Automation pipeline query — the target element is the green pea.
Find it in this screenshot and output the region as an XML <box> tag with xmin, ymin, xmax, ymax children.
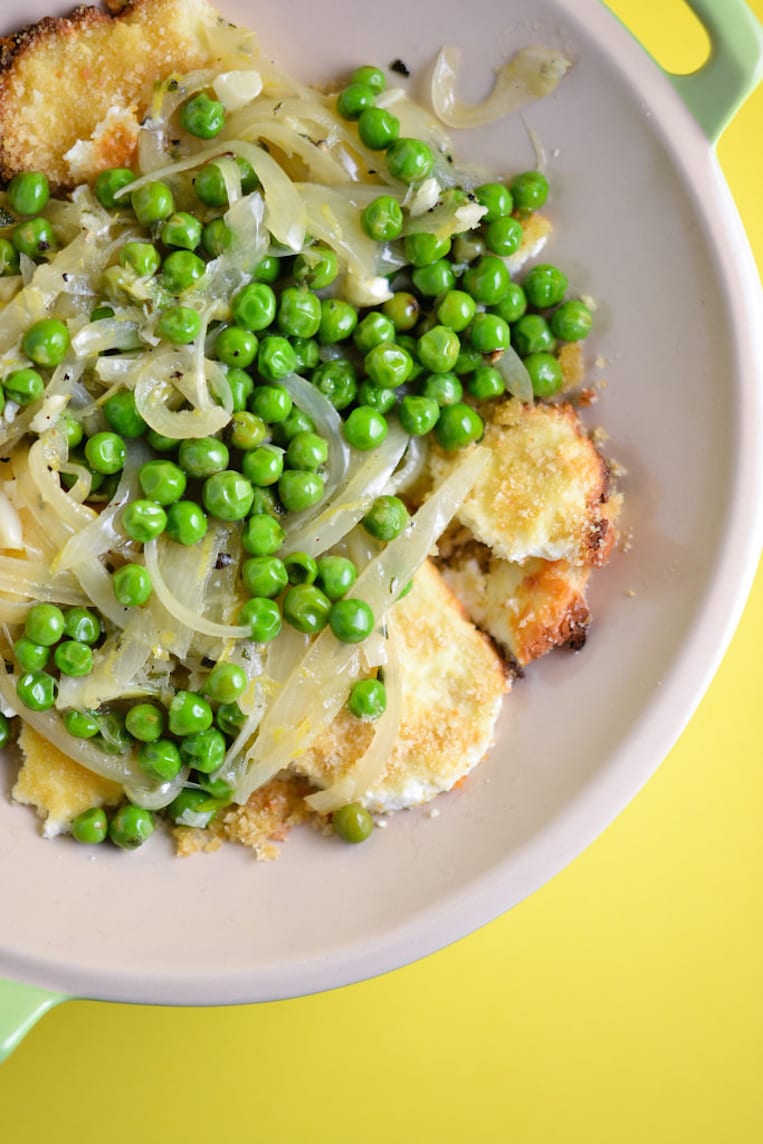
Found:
<box><xmin>362</xmin><ymin>495</ymin><xmax>410</xmax><ymax>540</ymax></box>
<box><xmin>119</xmin><ymin>240</ymin><xmax>161</xmax><ymax>277</ymax></box>
<box><xmin>113</xmin><ymin>563</ymin><xmax>152</xmax><ymax>606</ymax></box>
<box><xmin>238</xmin><ymin>595</ymin><xmax>282</xmax><ymax>641</ymax></box>
<box><xmin>382</xmin><ymin>292</ymin><xmax>419</xmax><ymax>332</ymax></box>
<box><xmin>201</xmin><ymin>217</ymin><xmax>233</xmax><ymax>257</ymax></box>
<box><xmin>3</xmin><ymin>368</ymin><xmax>44</xmax><ymax>406</ymax></box>
<box><xmin>283</xmin><ymin>583</ymin><xmax>331</xmax><ymax>633</ymax></box>
<box><xmin>354</xmin><ymin>313</ymin><xmax>398</xmax><ymax>356</ymax></box>
<box><xmin>103</xmin><ymin>390</ymin><xmax>147</xmax><ymax>438</ymax></box>
<box><xmin>160</xmin><ymin>211</ymin><xmax>203</xmax><ymax>251</ymax></box>
<box><xmin>24</xmin><ymin>603</ymin><xmax>65</xmax><ymax>646</ymax></box>
<box><xmin>157</xmin><ymin>305</ymin><xmax>202</xmax><ymax>345</ymax></box>
<box><xmin>357</xmin><ymin>106</ymin><xmax>400</xmax><ymax>150</ymax></box>
<box><xmin>328</xmin><ymin>598</ymin><xmax>374</xmax><ymax>643</ymax></box>
<box><xmin>216</xmin><ymin>325</ymin><xmax>260</xmax><ymax>367</ymax></box>
<box><xmin>524</xmin><ymin>351</ymin><xmax>564</xmax><ymax>397</ymax></box>
<box><xmin>90</xmin><ymin>304</ymin><xmax>115</xmax><ymax>322</ymax></box>
<box><xmin>416</xmin><ymin>325</ymin><xmax>460</xmax><ymax>373</ymax></box>
<box><xmin>241</xmin><ymin>513</ymin><xmax>285</xmax><ymax>556</ymax></box>
<box><xmin>286</xmin><ymin>431</ymin><xmax>328</xmax><ymax>471</ymax></box>
<box><xmin>511</xmin><ymin>313</ymin><xmax>556</xmax><ymax>357</ymax></box>
<box><xmin>550</xmin><ymin>299</ymin><xmax>593</xmax><ymax>342</ymax></box>
<box><xmin>194</xmin><ymin>157</ymin><xmax>256</xmax><ymax>207</ymax></box>
<box><xmin>215</xmin><ymin>702</ymin><xmax>245</xmax><ymax>738</ymax></box>
<box><xmin>71</xmin><ymin>807</ymin><xmax>109</xmax><ymax>845</ymax></box>
<box><xmin>242</xmin><ymin>555</ymin><xmax>288</xmax><ymax>598</ymax></box>
<box><xmin>359</xmin><ymin>193</ymin><xmax>403</xmax><ymax>245</ymax></box>
<box><xmin>485</xmin><ymin>215</ymin><xmax>523</xmax><ymax>257</ymax></box>
<box><xmin>22</xmin><ymin>318</ymin><xmax>70</xmax><ymax>366</ymax></box>
<box><xmin>181</xmin><ymin>727</ymin><xmax>228</xmax><ymax>774</ymax></box>
<box><xmin>94</xmin><ymin>168</ymin><xmax>135</xmax><ymax>210</ymax></box>
<box><xmin>386</xmin><ymin>138</ymin><xmax>434</xmax><ymax>183</ymax></box>
<box><xmin>131</xmin><ymin>180</ymin><xmax>175</xmax><ymax>225</ymax></box>
<box><xmin>332</xmin><ymin>802</ymin><xmax>374</xmax><ymax>843</ymax></box>
<box><xmin>64</xmin><ymin>607</ymin><xmax>101</xmax><ymax>645</ymax></box>
<box><xmin>83</xmin><ymin>432</ymin><xmax>124</xmax><ymax>475</ymax></box>
<box><xmin>109</xmin><ymin>804</ymin><xmax>155</xmax><ymax>849</ymax></box>
<box><xmin>125</xmin><ymin>702</ymin><xmax>165</xmax><ymax>743</ymax></box>
<box><xmin>242</xmin><ymin>443</ymin><xmax>284</xmax><ymax>487</ymax></box>
<box><xmin>419</xmin><ymin>371</ymin><xmax>463</xmax><ymax>406</ymax></box>
<box><xmin>229</xmin><ymin>410</ymin><xmax>267</xmax><ymax>451</ymax></box>
<box><xmin>178</xmin><ymin>436</ymin><xmax>230</xmax><ymax>478</ymax></box>
<box><xmin>356</xmin><ymin>380</ymin><xmax>396</xmax><ymax>415</ymax></box>
<box><xmin>168</xmin><ymin>690</ymin><xmax>213</xmax><ymax>737</ymax></box>
<box><xmin>318</xmin><ymin>298</ymin><xmax>358</xmax><ymax>345</ymax></box>
<box><xmin>96</xmin><ymin>711</ymin><xmax>131</xmax><ymax>755</ymax></box>
<box><xmin>414</xmin><ymin>259</ymin><xmax>456</xmax><ymax>297</ymax></box>
<box><xmin>7</xmin><ymin>171</ymin><xmax>50</xmax><ymax>216</ymax></box>
<box><xmin>249</xmin><ymin>386</ymin><xmax>291</xmax><ymax>428</ymax></box>
<box><xmin>314</xmin><ymin>555</ymin><xmax>356</xmax><ymax>602</ymax></box>
<box><xmin>225</xmin><ymin>366</ymin><xmax>255</xmax><ymax>412</ymax></box>
<box><xmin>310</xmin><ymin>360</ymin><xmax>357</xmax><ymax>410</ymax></box>
<box><xmin>510</xmin><ymin>170</ymin><xmax>549</xmax><ymax>212</ymax></box>
<box><xmin>121</xmin><ymin>498</ymin><xmax>167</xmax><ymax>542</ymax></box>
<box><xmin>202</xmin><ymin>470</ymin><xmax>255</xmax><ymax>521</ymax></box>
<box><xmin>13</xmin><ymin>217</ymin><xmax>56</xmax><ymax>259</ymax></box>
<box><xmin>167</xmin><ymin>787</ymin><xmax>222</xmax><ymax>827</ymax></box>
<box><xmin>399</xmin><ymin>394</ymin><xmax>439</xmax><ymax>436</ymax></box>
<box><xmin>63</xmin><ymin>709</ymin><xmax>100</xmax><ymax>739</ymax></box>
<box><xmin>343</xmin><ymin>406</ymin><xmax>388</xmax><ymax>450</ymax></box>
<box><xmin>278</xmin><ymin>469</ymin><xmax>325</xmax><ymax>512</ymax></box>
<box><xmin>164</xmin><ymin>500</ymin><xmax>208</xmax><ymax>546</ymax></box>
<box><xmin>232</xmin><ymin>282</ymin><xmax>277</xmax><ymax>332</ymax></box>
<box><xmin>16</xmin><ymin>670</ymin><xmax>57</xmax><ymax>711</ymax></box>
<box><xmin>162</xmin><ymin>250</ymin><xmax>205</xmax><ymax>294</ymax></box>
<box><xmin>54</xmin><ymin>639</ymin><xmax>94</xmax><ymax>677</ymax></box>
<box><xmin>435</xmin><ymin>289</ymin><xmax>475</xmax><ymax>332</ymax></box>
<box><xmin>351</xmin><ymin>65</ymin><xmax>386</xmax><ymax>94</ymax></box>
<box><xmin>348</xmin><ymin>677</ymin><xmax>387</xmax><ymax>719</ymax></box>
<box><xmin>256</xmin><ymin>336</ymin><xmax>297</xmax><ymax>382</ymax></box>
<box><xmin>468</xmin><ymin>365</ymin><xmax>505</xmax><ymax>400</ymax></box>
<box><xmin>364</xmin><ymin>342</ymin><xmax>412</xmax><ymax>389</ymax></box>
<box><xmin>249</xmin><ymin>255</ymin><xmax>279</xmax><ymax>284</ymax></box>
<box><xmin>435</xmin><ymin>402</ymin><xmax>485</xmax><ymax>450</ymax></box>
<box><xmin>274</xmin><ymin>289</ymin><xmax>320</xmax><ymax>342</ymax></box>
<box><xmin>14</xmin><ymin>637</ymin><xmax>49</xmax><ymax>672</ymax></box>
<box><xmin>293</xmin><ymin>245</ymin><xmax>338</xmax><ymax>289</ymax></box>
<box><xmin>0</xmin><ymin>238</ymin><xmax>20</xmax><ymax>276</ymax></box>
<box><xmin>474</xmin><ymin>182</ymin><xmax>513</xmax><ymax>221</ymax></box>
<box><xmin>336</xmin><ymin>82</ymin><xmax>376</xmax><ymax>120</ymax></box>
<box><xmin>273</xmin><ymin>407</ymin><xmax>315</xmax><ymax>443</ymax></box>
<box><xmin>180</xmin><ymin>91</ymin><xmax>225</xmax><ymax>138</ymax></box>
<box><xmin>454</xmin><ymin>348</ymin><xmax>483</xmax><ymax>376</ymax></box>
<box><xmin>284</xmin><ymin>551</ymin><xmax>318</xmax><ymax>585</ymax></box>
<box><xmin>58</xmin><ymin>413</ymin><xmax>84</xmax><ymax>450</ymax></box>
<box><xmin>524</xmin><ymin>264</ymin><xmax>568</xmax><ymax>309</ymax></box>
<box><xmin>138</xmin><ymin>460</ymin><xmax>185</xmax><ymax>505</ymax></box>
<box><xmin>491</xmin><ymin>282</ymin><xmax>527</xmax><ymax>324</ymax></box>
<box><xmin>462</xmin><ymin>255</ymin><xmax>510</xmax><ymax>306</ymax></box>
<box><xmin>138</xmin><ymin>737</ymin><xmax>181</xmax><ymax>782</ymax></box>
<box><xmin>404</xmin><ymin>232</ymin><xmax>451</xmax><ymax>268</ymax></box>
<box><xmin>468</xmin><ymin>313</ymin><xmax>511</xmax><ymax>353</ymax></box>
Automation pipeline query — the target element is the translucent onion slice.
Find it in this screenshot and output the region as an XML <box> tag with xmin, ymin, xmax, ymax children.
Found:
<box><xmin>431</xmin><ymin>44</ymin><xmax>572</xmax><ymax>129</ymax></box>
<box><xmin>16</xmin><ymin>438</ymin><xmax>96</xmax><ymax>548</ymax></box>
<box><xmin>387</xmin><ymin>436</ymin><xmax>429</xmax><ymax>496</ymax></box>
<box><xmin>71</xmin><ymin>318</ymin><xmax>142</xmax><ymax>359</ymax></box>
<box><xmin>0</xmin><ymin>667</ymin><xmax>144</xmax><ymax>787</ymax></box>
<box><xmin>134</xmin><ymin>373</ymin><xmax>230</xmax><ymax>440</ymax></box>
<box><xmin>281</xmin><ymin>423</ymin><xmax>409</xmax><ymax>558</ymax></box>
<box><xmin>124</xmin><ymin>768</ymin><xmax>189</xmax><ymax>812</ymax></box>
<box><xmin>0</xmin><ymin>557</ymin><xmax>87</xmax><ymax>605</ymax></box>
<box><xmin>280</xmin><ymin>371</ymin><xmax>350</xmax><ymax>498</ymax></box>
<box><xmin>296</xmin><ymin>182</ymin><xmax>384</xmax><ymax>287</ymax></box>
<box><xmin>305</xmin><ymin>625</ymin><xmax>403</xmax><ymax>813</ymax></box>
<box><xmin>143</xmin><ymin>537</ymin><xmax>252</xmax><ymax>641</ymax></box>
<box><xmin>233</xmin><ymin>444</ymin><xmax>488</xmax><ymax>803</ymax></box>
<box><xmin>0</xmin><ymin>489</ymin><xmax>23</xmax><ymax>550</ymax></box>
<box><xmin>494</xmin><ymin>343</ymin><xmax>535</xmax><ymax>403</ymax></box>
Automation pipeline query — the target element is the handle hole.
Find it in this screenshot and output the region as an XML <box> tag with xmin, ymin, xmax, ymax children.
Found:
<box><xmin>606</xmin><ymin>0</ymin><xmax>711</xmax><ymax>75</ymax></box>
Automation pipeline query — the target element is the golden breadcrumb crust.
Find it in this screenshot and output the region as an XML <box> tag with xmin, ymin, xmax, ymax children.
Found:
<box><xmin>0</xmin><ymin>0</ymin><xmax>219</xmax><ymax>186</ymax></box>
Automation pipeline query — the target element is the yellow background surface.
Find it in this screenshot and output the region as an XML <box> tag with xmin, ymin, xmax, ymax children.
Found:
<box><xmin>2</xmin><ymin>3</ymin><xmax>763</xmax><ymax>1141</ymax></box>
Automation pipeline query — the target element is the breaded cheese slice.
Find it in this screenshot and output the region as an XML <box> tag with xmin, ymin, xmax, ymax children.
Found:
<box><xmin>12</xmin><ymin>722</ymin><xmax>122</xmax><ymax>837</ymax></box>
<box><xmin>429</xmin><ymin>398</ymin><xmax>617</xmax><ymax>568</ymax></box>
<box><xmin>292</xmin><ymin>560</ymin><xmax>509</xmax><ymax>814</ymax></box>
<box><xmin>0</xmin><ymin>0</ymin><xmax>231</xmax><ymax>186</ymax></box>
<box><xmin>441</xmin><ymin>546</ymin><xmax>592</xmax><ymax>667</ymax></box>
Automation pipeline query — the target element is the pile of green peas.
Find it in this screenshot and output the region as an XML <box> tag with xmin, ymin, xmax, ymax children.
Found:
<box><xmin>2</xmin><ymin>65</ymin><xmax>595</xmax><ymax>848</ymax></box>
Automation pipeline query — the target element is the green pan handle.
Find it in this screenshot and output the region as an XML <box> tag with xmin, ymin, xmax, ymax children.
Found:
<box><xmin>670</xmin><ymin>0</ymin><xmax>763</xmax><ymax>143</ymax></box>
<box><xmin>0</xmin><ymin>979</ymin><xmax>69</xmax><ymax>1063</ymax></box>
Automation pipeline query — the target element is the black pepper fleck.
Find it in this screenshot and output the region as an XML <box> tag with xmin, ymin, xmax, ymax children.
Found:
<box><xmin>390</xmin><ymin>59</ymin><xmax>410</xmax><ymax>77</ymax></box>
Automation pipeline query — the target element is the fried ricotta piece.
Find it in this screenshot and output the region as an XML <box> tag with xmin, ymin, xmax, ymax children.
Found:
<box><xmin>292</xmin><ymin>560</ymin><xmax>509</xmax><ymax>814</ymax></box>
<box><xmin>429</xmin><ymin>398</ymin><xmax>618</xmax><ymax>568</ymax></box>
<box><xmin>12</xmin><ymin>722</ymin><xmax>122</xmax><ymax>837</ymax></box>
<box><xmin>440</xmin><ymin>545</ymin><xmax>592</xmax><ymax>667</ymax></box>
<box><xmin>0</xmin><ymin>0</ymin><xmax>232</xmax><ymax>186</ymax></box>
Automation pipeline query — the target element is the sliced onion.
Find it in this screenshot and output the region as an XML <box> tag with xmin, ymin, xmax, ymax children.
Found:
<box><xmin>143</xmin><ymin>537</ymin><xmax>252</xmax><ymax>641</ymax></box>
<box><xmin>296</xmin><ymin>182</ymin><xmax>383</xmax><ymax>286</ymax></box>
<box><xmin>71</xmin><ymin>318</ymin><xmax>142</xmax><ymax>359</ymax></box>
<box><xmin>233</xmin><ymin>444</ymin><xmax>489</xmax><ymax>802</ymax></box>
<box><xmin>494</xmin><ymin>343</ymin><xmax>535</xmax><ymax>403</ymax></box>
<box><xmin>16</xmin><ymin>437</ymin><xmax>96</xmax><ymax>548</ymax></box>
<box><xmin>387</xmin><ymin>436</ymin><xmax>429</xmax><ymax>496</ymax></box>
<box><xmin>0</xmin><ymin>557</ymin><xmax>87</xmax><ymax>605</ymax></box>
<box><xmin>0</xmin><ymin>488</ymin><xmax>23</xmax><ymax>550</ymax></box>
<box><xmin>280</xmin><ymin>371</ymin><xmax>350</xmax><ymax>499</ymax></box>
<box><xmin>431</xmin><ymin>44</ymin><xmax>572</xmax><ymax>129</ymax></box>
